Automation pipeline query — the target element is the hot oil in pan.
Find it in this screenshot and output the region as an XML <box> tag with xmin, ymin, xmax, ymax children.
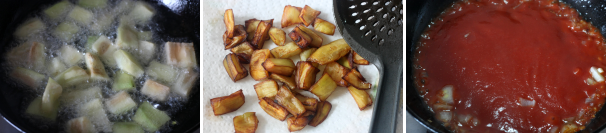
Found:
<box><xmin>4</xmin><ymin>0</ymin><xmax>198</xmax><ymax>132</ymax></box>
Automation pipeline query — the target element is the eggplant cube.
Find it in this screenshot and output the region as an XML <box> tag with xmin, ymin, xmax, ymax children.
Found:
<box><xmin>133</xmin><ymin>101</ymin><xmax>170</xmax><ymax>132</ymax></box>
<box><xmin>105</xmin><ymin>91</ymin><xmax>137</xmax><ymax>115</ymax></box>
<box><xmin>223</xmin><ymin>53</ymin><xmax>248</xmax><ymax>82</ymax></box>
<box><xmin>141</xmin><ymin>79</ymin><xmax>170</xmax><ymax>101</ymax></box>
<box><xmin>165</xmin><ymin>42</ymin><xmax>197</xmax><ymax>68</ymax></box>
<box><xmin>85</xmin><ymin>53</ymin><xmax>110</xmax><ymax>81</ymax></box>
<box><xmin>114</xmin><ymin>49</ymin><xmax>144</xmax><ymax>77</ymax></box>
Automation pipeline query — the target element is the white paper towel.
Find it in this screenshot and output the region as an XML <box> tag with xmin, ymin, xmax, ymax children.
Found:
<box><xmin>202</xmin><ymin>0</ymin><xmax>380</xmax><ymax>132</ymax></box>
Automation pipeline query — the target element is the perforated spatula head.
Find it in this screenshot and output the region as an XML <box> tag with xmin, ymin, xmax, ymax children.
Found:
<box><xmin>333</xmin><ymin>0</ymin><xmax>403</xmax><ymax>132</ymax></box>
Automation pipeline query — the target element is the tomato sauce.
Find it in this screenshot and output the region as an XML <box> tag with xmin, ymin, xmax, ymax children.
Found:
<box><xmin>414</xmin><ymin>0</ymin><xmax>606</xmax><ymax>132</ymax></box>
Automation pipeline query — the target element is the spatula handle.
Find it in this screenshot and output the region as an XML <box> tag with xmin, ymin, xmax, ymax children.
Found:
<box><xmin>369</xmin><ymin>61</ymin><xmax>403</xmax><ymax>133</ymax></box>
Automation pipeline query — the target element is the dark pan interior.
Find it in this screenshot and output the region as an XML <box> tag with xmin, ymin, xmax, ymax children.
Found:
<box><xmin>407</xmin><ymin>0</ymin><xmax>606</xmax><ymax>132</ymax></box>
<box><xmin>0</xmin><ymin>0</ymin><xmax>200</xmax><ymax>132</ymax></box>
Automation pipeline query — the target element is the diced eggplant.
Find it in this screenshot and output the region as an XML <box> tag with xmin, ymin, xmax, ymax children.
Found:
<box><xmin>281</xmin><ymin>5</ymin><xmax>304</xmax><ymax>28</ymax></box>
<box><xmin>262</xmin><ymin>58</ymin><xmax>296</xmax><ymax>76</ymax></box>
<box><xmin>41</xmin><ymin>78</ymin><xmax>62</xmax><ymax>115</ymax></box>
<box><xmin>224</xmin><ymin>53</ymin><xmax>248</xmax><ymax>82</ymax></box>
<box><xmin>116</xmin><ymin>23</ymin><xmax>139</xmax><ymax>50</ymax></box>
<box><xmin>113</xmin><ymin>71</ymin><xmax>135</xmax><ymax>91</ymax></box>
<box><xmin>342</xmin><ymin>69</ymin><xmax>371</xmax><ymax>90</ymax></box>
<box><xmin>133</xmin><ymin>101</ymin><xmax>171</xmax><ymax>132</ymax></box>
<box><xmin>289</xmin><ymin>26</ymin><xmax>312</xmax><ymax>48</ymax></box>
<box><xmin>223</xmin><ymin>25</ymin><xmax>247</xmax><ymax>49</ymax></box>
<box><xmin>66</xmin><ymin>117</ymin><xmax>96</xmax><ymax>133</ymax></box>
<box><xmin>250</xmin><ymin>49</ymin><xmax>273</xmax><ymax>80</ymax></box>
<box><xmin>337</xmin><ymin>55</ymin><xmax>353</xmax><ymax>69</ymax></box>
<box><xmin>59</xmin><ymin>45</ymin><xmax>83</xmax><ymax>67</ymax></box>
<box><xmin>90</xmin><ymin>36</ymin><xmax>118</xmax><ymax>67</ymax></box>
<box><xmin>112</xmin><ymin>122</ymin><xmax>144</xmax><ymax>133</ymax></box>
<box><xmin>287</xmin><ymin>111</ymin><xmax>314</xmax><ymax>132</ymax></box>
<box><xmin>347</xmin><ymin>86</ymin><xmax>373</xmax><ymax>110</ymax></box>
<box><xmin>90</xmin><ymin>35</ymin><xmax>111</xmax><ymax>55</ymax></box>
<box><xmin>224</xmin><ymin>9</ymin><xmax>235</xmax><ymax>38</ymax></box>
<box><xmin>313</xmin><ymin>18</ymin><xmax>336</xmax><ymax>35</ymax></box>
<box><xmin>141</xmin><ymin>79</ymin><xmax>170</xmax><ymax>101</ymax></box>
<box><xmin>54</xmin><ymin>66</ymin><xmax>89</xmax><ymax>87</ymax></box>
<box><xmin>14</xmin><ymin>18</ymin><xmax>46</xmax><ymax>39</ymax></box>
<box><xmin>11</xmin><ymin>67</ymin><xmax>45</xmax><ymax>89</ymax></box>
<box><xmin>53</xmin><ymin>22</ymin><xmax>80</xmax><ymax>42</ymax></box>
<box><xmin>309</xmin><ymin>101</ymin><xmax>332</xmax><ymax>127</ymax></box>
<box><xmin>172</xmin><ymin>69</ymin><xmax>199</xmax><ymax>97</ymax></box>
<box><xmin>245</xmin><ymin>19</ymin><xmax>261</xmax><ymax>41</ymax></box>
<box><xmin>300</xmin><ymin>48</ymin><xmax>316</xmax><ymax>61</ymax></box>
<box><xmin>308</xmin><ymin>39</ymin><xmax>351</xmax><ymax>65</ymax></box>
<box><xmin>48</xmin><ymin>57</ymin><xmax>67</xmax><ymax>77</ymax></box>
<box><xmin>114</xmin><ymin>49</ymin><xmax>144</xmax><ymax>77</ymax></box>
<box><xmin>310</xmin><ymin>73</ymin><xmax>338</xmax><ymax>101</ymax></box>
<box><xmin>269</xmin><ymin>27</ymin><xmax>286</xmax><ymax>46</ymax></box>
<box><xmin>269</xmin><ymin>73</ymin><xmax>296</xmax><ymax>90</ymax></box>
<box><xmin>61</xmin><ymin>86</ymin><xmax>102</xmax><ymax>106</ymax></box>
<box><xmin>211</xmin><ymin>89</ymin><xmax>245</xmax><ymax>115</ymax></box>
<box><xmin>276</xmin><ymin>86</ymin><xmax>306</xmax><ymax>117</ymax></box>
<box><xmin>146</xmin><ymin>61</ymin><xmax>177</xmax><ymax>83</ymax></box>
<box><xmin>85</xmin><ymin>53</ymin><xmax>110</xmax><ymax>81</ymax></box>
<box><xmin>324</xmin><ymin>62</ymin><xmax>349</xmax><ymax>86</ymax></box>
<box><xmin>26</xmin><ymin>97</ymin><xmax>58</xmax><ymax>120</ymax></box>
<box><xmin>7</xmin><ymin>41</ymin><xmax>46</xmax><ymax>72</ymax></box>
<box><xmin>270</xmin><ymin>42</ymin><xmax>302</xmax><ymax>58</ymax></box>
<box><xmin>254</xmin><ymin>79</ymin><xmax>279</xmax><ymax>99</ymax></box>
<box><xmin>137</xmin><ymin>41</ymin><xmax>156</xmax><ymax>64</ymax></box>
<box><xmin>233</xmin><ymin>112</ymin><xmax>259</xmax><ymax>133</ymax></box>
<box><xmin>67</xmin><ymin>6</ymin><xmax>94</xmax><ymax>25</ymax></box>
<box><xmin>44</xmin><ymin>1</ymin><xmax>73</xmax><ymax>20</ymax></box>
<box><xmin>79</xmin><ymin>99</ymin><xmax>112</xmax><ymax>132</ymax></box>
<box><xmin>251</xmin><ymin>19</ymin><xmax>273</xmax><ymax>49</ymax></box>
<box><xmin>127</xmin><ymin>2</ymin><xmax>155</xmax><ymax>23</ymax></box>
<box><xmin>299</xmin><ymin>5</ymin><xmax>321</xmax><ymax>26</ymax></box>
<box><xmin>293</xmin><ymin>91</ymin><xmax>318</xmax><ymax>112</ymax></box>
<box><xmin>295</xmin><ymin>61</ymin><xmax>319</xmax><ymax>90</ymax></box>
<box><xmin>296</xmin><ymin>24</ymin><xmax>322</xmax><ymax>48</ymax></box>
<box><xmin>231</xmin><ymin>42</ymin><xmax>255</xmax><ymax>64</ymax></box>
<box><xmin>105</xmin><ymin>91</ymin><xmax>137</xmax><ymax>114</ymax></box>
<box><xmin>259</xmin><ymin>97</ymin><xmax>289</xmax><ymax>121</ymax></box>
<box><xmin>165</xmin><ymin>42</ymin><xmax>197</xmax><ymax>68</ymax></box>
<box><xmin>351</xmin><ymin>51</ymin><xmax>369</xmax><ymax>65</ymax></box>
<box><xmin>77</xmin><ymin>0</ymin><xmax>107</xmax><ymax>9</ymax></box>
<box><xmin>90</xmin><ymin>12</ymin><xmax>116</xmax><ymax>32</ymax></box>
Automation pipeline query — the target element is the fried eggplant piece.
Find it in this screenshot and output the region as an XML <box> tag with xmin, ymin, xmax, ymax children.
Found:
<box><xmin>310</xmin><ymin>73</ymin><xmax>338</xmax><ymax>101</ymax></box>
<box><xmin>289</xmin><ymin>26</ymin><xmax>312</xmax><ymax>48</ymax></box>
<box><xmin>324</xmin><ymin>62</ymin><xmax>349</xmax><ymax>87</ymax></box>
<box><xmin>337</xmin><ymin>55</ymin><xmax>353</xmax><ymax>69</ymax></box>
<box><xmin>251</xmin><ymin>19</ymin><xmax>273</xmax><ymax>49</ymax></box>
<box><xmin>223</xmin><ymin>25</ymin><xmax>247</xmax><ymax>49</ymax></box>
<box><xmin>224</xmin><ymin>9</ymin><xmax>235</xmax><ymax>38</ymax></box>
<box><xmin>270</xmin><ymin>73</ymin><xmax>297</xmax><ymax>90</ymax></box>
<box><xmin>250</xmin><ymin>49</ymin><xmax>273</xmax><ymax>80</ymax></box>
<box><xmin>245</xmin><ymin>19</ymin><xmax>261</xmax><ymax>41</ymax></box>
<box><xmin>295</xmin><ymin>61</ymin><xmax>319</xmax><ymax>90</ymax></box>
<box><xmin>269</xmin><ymin>27</ymin><xmax>286</xmax><ymax>46</ymax></box>
<box><xmin>281</xmin><ymin>5</ymin><xmax>303</xmax><ymax>28</ymax></box>
<box><xmin>313</xmin><ymin>18</ymin><xmax>336</xmax><ymax>35</ymax></box>
<box><xmin>211</xmin><ymin>89</ymin><xmax>245</xmax><ymax>115</ymax></box>
<box><xmin>233</xmin><ymin>112</ymin><xmax>258</xmax><ymax>133</ymax></box>
<box><xmin>299</xmin><ymin>5</ymin><xmax>321</xmax><ymax>26</ymax></box>
<box><xmin>343</xmin><ymin>69</ymin><xmax>371</xmax><ymax>90</ymax></box>
<box><xmin>351</xmin><ymin>51</ymin><xmax>369</xmax><ymax>65</ymax></box>
<box><xmin>223</xmin><ymin>53</ymin><xmax>249</xmax><ymax>82</ymax></box>
<box><xmin>347</xmin><ymin>86</ymin><xmax>373</xmax><ymax>110</ymax></box>
<box><xmin>308</xmin><ymin>39</ymin><xmax>351</xmax><ymax>65</ymax></box>
<box><xmin>309</xmin><ymin>101</ymin><xmax>332</xmax><ymax>127</ymax></box>
<box><xmin>231</xmin><ymin>42</ymin><xmax>255</xmax><ymax>64</ymax></box>
<box><xmin>270</xmin><ymin>42</ymin><xmax>302</xmax><ymax>59</ymax></box>
<box><xmin>276</xmin><ymin>86</ymin><xmax>306</xmax><ymax>117</ymax></box>
<box><xmin>259</xmin><ymin>97</ymin><xmax>289</xmax><ymax>121</ymax></box>
<box><xmin>262</xmin><ymin>58</ymin><xmax>295</xmax><ymax>76</ymax></box>
<box><xmin>293</xmin><ymin>91</ymin><xmax>318</xmax><ymax>112</ymax></box>
<box><xmin>287</xmin><ymin>111</ymin><xmax>314</xmax><ymax>132</ymax></box>
<box><xmin>254</xmin><ymin>79</ymin><xmax>279</xmax><ymax>99</ymax></box>
<box><xmin>300</xmin><ymin>48</ymin><xmax>316</xmax><ymax>61</ymax></box>
<box><xmin>296</xmin><ymin>24</ymin><xmax>322</xmax><ymax>48</ymax></box>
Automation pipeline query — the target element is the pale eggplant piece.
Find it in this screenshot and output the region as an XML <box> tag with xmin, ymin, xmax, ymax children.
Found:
<box><xmin>11</xmin><ymin>67</ymin><xmax>45</xmax><ymax>89</ymax></box>
<box><xmin>113</xmin><ymin>71</ymin><xmax>135</xmax><ymax>91</ymax></box>
<box><xmin>231</xmin><ymin>42</ymin><xmax>255</xmax><ymax>64</ymax></box>
<box><xmin>250</xmin><ymin>49</ymin><xmax>273</xmax><ymax>80</ymax></box>
<box><xmin>141</xmin><ymin>79</ymin><xmax>170</xmax><ymax>101</ymax></box>
<box><xmin>114</xmin><ymin>49</ymin><xmax>144</xmax><ymax>77</ymax></box>
<box><xmin>296</xmin><ymin>24</ymin><xmax>322</xmax><ymax>48</ymax></box>
<box><xmin>26</xmin><ymin>97</ymin><xmax>58</xmax><ymax>120</ymax></box>
<box><xmin>337</xmin><ymin>55</ymin><xmax>353</xmax><ymax>69</ymax></box>
<box><xmin>59</xmin><ymin>44</ymin><xmax>83</xmax><ymax>67</ymax></box>
<box><xmin>309</xmin><ymin>101</ymin><xmax>332</xmax><ymax>127</ymax></box>
<box><xmin>254</xmin><ymin>79</ymin><xmax>279</xmax><ymax>99</ymax></box>
<box><xmin>172</xmin><ymin>69</ymin><xmax>199</xmax><ymax>97</ymax></box>
<box><xmin>293</xmin><ymin>91</ymin><xmax>319</xmax><ymax>112</ymax></box>
<box><xmin>251</xmin><ymin>19</ymin><xmax>273</xmax><ymax>49</ymax></box>
<box><xmin>127</xmin><ymin>2</ymin><xmax>155</xmax><ymax>23</ymax></box>
<box><xmin>269</xmin><ymin>73</ymin><xmax>297</xmax><ymax>90</ymax></box>
<box><xmin>67</xmin><ymin>6</ymin><xmax>93</xmax><ymax>25</ymax></box>
<box><xmin>146</xmin><ymin>61</ymin><xmax>178</xmax><ymax>83</ymax></box>
<box><xmin>324</xmin><ymin>62</ymin><xmax>349</xmax><ymax>87</ymax></box>
<box><xmin>223</xmin><ymin>25</ymin><xmax>247</xmax><ymax>49</ymax></box>
<box><xmin>14</xmin><ymin>18</ymin><xmax>46</xmax><ymax>39</ymax></box>
<box><xmin>112</xmin><ymin>122</ymin><xmax>144</xmax><ymax>133</ymax></box>
<box><xmin>224</xmin><ymin>9</ymin><xmax>235</xmax><ymax>38</ymax></box>
<box><xmin>165</xmin><ymin>42</ymin><xmax>197</xmax><ymax>68</ymax></box>
<box><xmin>289</xmin><ymin>26</ymin><xmax>312</xmax><ymax>48</ymax></box>
<box><xmin>90</xmin><ymin>36</ymin><xmax>118</xmax><ymax>67</ymax></box>
<box><xmin>310</xmin><ymin>73</ymin><xmax>338</xmax><ymax>101</ymax></box>
<box><xmin>259</xmin><ymin>97</ymin><xmax>289</xmax><ymax>121</ymax></box>
<box><xmin>281</xmin><ymin>5</ymin><xmax>304</xmax><ymax>28</ymax></box>
<box><xmin>313</xmin><ymin>18</ymin><xmax>336</xmax><ymax>35</ymax></box>
<box><xmin>262</xmin><ymin>58</ymin><xmax>295</xmax><ymax>76</ymax></box>
<box><xmin>351</xmin><ymin>51</ymin><xmax>370</xmax><ymax>65</ymax></box>
<box><xmin>137</xmin><ymin>41</ymin><xmax>156</xmax><ymax>64</ymax></box>
<box><xmin>275</xmin><ymin>86</ymin><xmax>306</xmax><ymax>117</ymax></box>
<box><xmin>116</xmin><ymin>23</ymin><xmax>139</xmax><ymax>50</ymax></box>
<box><xmin>343</xmin><ymin>69</ymin><xmax>372</xmax><ymax>90</ymax></box>
<box><xmin>133</xmin><ymin>101</ymin><xmax>170</xmax><ymax>132</ymax></box>
<box><xmin>347</xmin><ymin>86</ymin><xmax>373</xmax><ymax>110</ymax></box>
<box><xmin>61</xmin><ymin>86</ymin><xmax>102</xmax><ymax>106</ymax></box>
<box><xmin>233</xmin><ymin>112</ymin><xmax>259</xmax><ymax>133</ymax></box>
<box><xmin>269</xmin><ymin>27</ymin><xmax>286</xmax><ymax>46</ymax></box>
<box><xmin>79</xmin><ymin>99</ymin><xmax>112</xmax><ymax>132</ymax></box>
<box><xmin>54</xmin><ymin>66</ymin><xmax>89</xmax><ymax>87</ymax></box>
<box><xmin>270</xmin><ymin>41</ymin><xmax>302</xmax><ymax>59</ymax></box>
<box><xmin>85</xmin><ymin>53</ymin><xmax>110</xmax><ymax>81</ymax></box>
<box><xmin>299</xmin><ymin>5</ymin><xmax>321</xmax><ymax>26</ymax></box>
<box><xmin>223</xmin><ymin>53</ymin><xmax>249</xmax><ymax>82</ymax></box>
<box><xmin>44</xmin><ymin>1</ymin><xmax>73</xmax><ymax>20</ymax></box>
<box><xmin>245</xmin><ymin>19</ymin><xmax>261</xmax><ymax>41</ymax></box>
<box><xmin>49</xmin><ymin>57</ymin><xmax>67</xmax><ymax>77</ymax></box>
<box><xmin>6</xmin><ymin>41</ymin><xmax>46</xmax><ymax>72</ymax></box>
<box><xmin>66</xmin><ymin>117</ymin><xmax>96</xmax><ymax>133</ymax></box>
<box><xmin>308</xmin><ymin>39</ymin><xmax>351</xmax><ymax>65</ymax></box>
<box><xmin>105</xmin><ymin>91</ymin><xmax>137</xmax><ymax>115</ymax></box>
<box><xmin>300</xmin><ymin>48</ymin><xmax>316</xmax><ymax>61</ymax></box>
<box><xmin>211</xmin><ymin>89</ymin><xmax>246</xmax><ymax>115</ymax></box>
<box><xmin>41</xmin><ymin>78</ymin><xmax>62</xmax><ymax>115</ymax></box>
<box><xmin>295</xmin><ymin>61</ymin><xmax>319</xmax><ymax>90</ymax></box>
<box><xmin>287</xmin><ymin>111</ymin><xmax>315</xmax><ymax>132</ymax></box>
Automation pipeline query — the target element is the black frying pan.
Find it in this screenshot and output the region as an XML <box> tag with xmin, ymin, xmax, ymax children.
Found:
<box><xmin>407</xmin><ymin>0</ymin><xmax>606</xmax><ymax>132</ymax></box>
<box><xmin>0</xmin><ymin>0</ymin><xmax>199</xmax><ymax>132</ymax></box>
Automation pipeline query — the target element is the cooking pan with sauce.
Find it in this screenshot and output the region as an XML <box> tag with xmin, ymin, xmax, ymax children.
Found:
<box><xmin>0</xmin><ymin>0</ymin><xmax>200</xmax><ymax>132</ymax></box>
<box><xmin>407</xmin><ymin>0</ymin><xmax>606</xmax><ymax>132</ymax></box>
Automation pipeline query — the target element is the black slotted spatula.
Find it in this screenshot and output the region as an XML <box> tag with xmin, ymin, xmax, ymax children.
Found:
<box><xmin>333</xmin><ymin>0</ymin><xmax>403</xmax><ymax>132</ymax></box>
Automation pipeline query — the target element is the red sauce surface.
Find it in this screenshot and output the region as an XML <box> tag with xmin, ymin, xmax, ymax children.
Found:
<box><xmin>414</xmin><ymin>0</ymin><xmax>606</xmax><ymax>132</ymax></box>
